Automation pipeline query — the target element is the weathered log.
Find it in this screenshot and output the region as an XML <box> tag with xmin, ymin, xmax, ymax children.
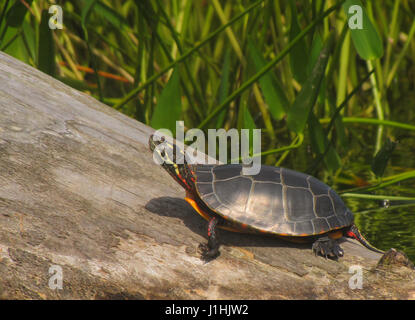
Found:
<box><xmin>0</xmin><ymin>52</ymin><xmax>414</xmax><ymax>299</ymax></box>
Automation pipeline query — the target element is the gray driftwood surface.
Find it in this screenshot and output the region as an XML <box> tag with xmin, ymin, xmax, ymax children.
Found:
<box><xmin>0</xmin><ymin>51</ymin><xmax>414</xmax><ymax>300</ymax></box>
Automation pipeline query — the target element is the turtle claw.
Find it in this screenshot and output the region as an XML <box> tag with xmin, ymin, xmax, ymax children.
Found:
<box><xmin>198</xmin><ymin>242</ymin><xmax>220</xmax><ymax>262</ymax></box>
<box><xmin>198</xmin><ymin>217</ymin><xmax>221</xmax><ymax>262</ymax></box>
<box><xmin>312</xmin><ymin>237</ymin><xmax>344</xmax><ymax>260</ymax></box>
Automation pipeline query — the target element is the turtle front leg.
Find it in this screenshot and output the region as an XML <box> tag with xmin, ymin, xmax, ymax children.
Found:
<box><xmin>198</xmin><ymin>217</ymin><xmax>220</xmax><ymax>261</ymax></box>
<box><xmin>312</xmin><ymin>236</ymin><xmax>344</xmax><ymax>259</ymax></box>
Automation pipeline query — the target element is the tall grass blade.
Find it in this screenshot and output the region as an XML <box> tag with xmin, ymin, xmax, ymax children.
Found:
<box><xmin>215</xmin><ymin>48</ymin><xmax>231</xmax><ymax>128</ymax></box>
<box><xmin>343</xmin><ymin>0</ymin><xmax>383</xmax><ymax>60</ymax></box>
<box><xmin>5</xmin><ymin>0</ymin><xmax>33</xmax><ymax>28</ymax></box>
<box><xmin>95</xmin><ymin>1</ymin><xmax>130</xmax><ymax>31</ymax></box>
<box><xmin>247</xmin><ymin>37</ymin><xmax>288</xmax><ymax>120</ymax></box>
<box><xmin>308</xmin><ymin>113</ymin><xmax>341</xmax><ymax>172</ymax></box>
<box><xmin>81</xmin><ymin>0</ymin><xmax>103</xmax><ymax>101</ymax></box>
<box><xmin>37</xmin><ymin>10</ymin><xmax>55</xmax><ymax>76</ymax></box>
<box><xmin>288</xmin><ymin>0</ymin><xmax>308</xmax><ymax>84</ymax></box>
<box><xmin>150</xmin><ymin>68</ymin><xmax>182</xmax><ymax>134</ymax></box>
<box><xmin>371</xmin><ymin>138</ymin><xmax>397</xmax><ymax>178</ymax></box>
<box><xmin>287</xmin><ymin>33</ymin><xmax>334</xmax><ymax>134</ymax></box>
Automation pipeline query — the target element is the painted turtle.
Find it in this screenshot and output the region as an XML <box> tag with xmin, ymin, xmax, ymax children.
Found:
<box><xmin>149</xmin><ymin>135</ymin><xmax>384</xmax><ymax>261</ymax></box>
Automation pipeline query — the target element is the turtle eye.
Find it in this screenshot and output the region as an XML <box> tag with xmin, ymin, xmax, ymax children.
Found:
<box><xmin>160</xmin><ymin>136</ymin><xmax>165</xmax><ymax>142</ymax></box>
<box><xmin>160</xmin><ymin>150</ymin><xmax>166</xmax><ymax>157</ymax></box>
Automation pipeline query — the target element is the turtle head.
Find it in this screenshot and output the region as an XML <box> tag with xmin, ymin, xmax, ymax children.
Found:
<box><xmin>149</xmin><ymin>134</ymin><xmax>175</xmax><ymax>165</ymax></box>
<box><xmin>148</xmin><ymin>134</ymin><xmax>186</xmax><ymax>167</ymax></box>
<box><xmin>149</xmin><ymin>134</ymin><xmax>192</xmax><ymax>190</ymax></box>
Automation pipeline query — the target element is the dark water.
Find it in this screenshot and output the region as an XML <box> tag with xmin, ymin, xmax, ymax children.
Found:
<box><xmin>334</xmin><ymin>128</ymin><xmax>415</xmax><ymax>261</ymax></box>
<box><xmin>347</xmin><ymin>198</ymin><xmax>415</xmax><ymax>261</ymax></box>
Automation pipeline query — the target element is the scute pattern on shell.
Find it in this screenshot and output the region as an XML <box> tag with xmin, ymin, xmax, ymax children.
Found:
<box><xmin>194</xmin><ymin>164</ymin><xmax>354</xmax><ymax>236</ymax></box>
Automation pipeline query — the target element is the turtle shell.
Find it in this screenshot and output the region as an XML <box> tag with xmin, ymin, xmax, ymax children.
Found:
<box><xmin>193</xmin><ymin>164</ymin><xmax>354</xmax><ymax>236</ymax></box>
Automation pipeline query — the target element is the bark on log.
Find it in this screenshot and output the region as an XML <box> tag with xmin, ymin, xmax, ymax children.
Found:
<box><xmin>0</xmin><ymin>52</ymin><xmax>414</xmax><ymax>300</ymax></box>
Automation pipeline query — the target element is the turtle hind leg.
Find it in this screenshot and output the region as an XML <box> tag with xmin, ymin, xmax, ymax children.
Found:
<box><xmin>312</xmin><ymin>236</ymin><xmax>344</xmax><ymax>259</ymax></box>
<box><xmin>198</xmin><ymin>217</ymin><xmax>220</xmax><ymax>262</ymax></box>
